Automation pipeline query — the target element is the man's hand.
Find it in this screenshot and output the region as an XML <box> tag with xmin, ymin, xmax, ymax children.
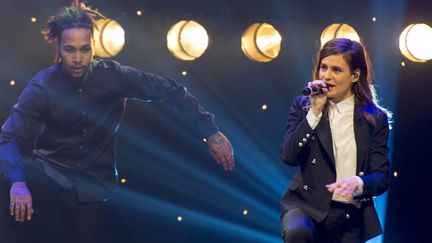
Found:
<box><xmin>10</xmin><ymin>181</ymin><xmax>33</xmax><ymax>222</ymax></box>
<box><xmin>207</xmin><ymin>132</ymin><xmax>235</xmax><ymax>171</ymax></box>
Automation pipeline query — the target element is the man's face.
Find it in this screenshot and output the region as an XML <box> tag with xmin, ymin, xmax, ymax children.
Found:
<box><xmin>59</xmin><ymin>28</ymin><xmax>93</xmax><ymax>79</ymax></box>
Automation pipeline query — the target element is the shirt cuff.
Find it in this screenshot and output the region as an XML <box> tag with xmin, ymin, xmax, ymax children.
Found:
<box><xmin>306</xmin><ymin>109</ymin><xmax>322</xmax><ymax>129</ymax></box>
<box><xmin>352</xmin><ymin>176</ymin><xmax>364</xmax><ymax>197</ymax></box>
<box><xmin>8</xmin><ymin>168</ymin><xmax>25</xmax><ymax>184</ymax></box>
<box><xmin>199</xmin><ymin>119</ymin><xmax>219</xmax><ymax>139</ymax></box>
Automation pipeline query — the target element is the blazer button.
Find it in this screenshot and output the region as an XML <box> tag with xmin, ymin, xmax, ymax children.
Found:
<box><xmin>302</xmin><ymin>138</ymin><xmax>307</xmax><ymax>142</ymax></box>
<box><xmin>305</xmin><ymin>133</ymin><xmax>311</xmax><ymax>138</ymax></box>
<box><xmin>311</xmin><ymin>136</ymin><xmax>315</xmax><ymax>140</ymax></box>
<box><xmin>359</xmin><ymin>171</ymin><xmax>364</xmax><ymax>176</ymax></box>
<box><xmin>311</xmin><ymin>159</ymin><xmax>317</xmax><ymax>164</ymax></box>
<box><xmin>298</xmin><ymin>142</ymin><xmax>303</xmax><ymax>148</ymax></box>
<box><xmin>302</xmin><ymin>185</ymin><xmax>309</xmax><ymax>191</ymax></box>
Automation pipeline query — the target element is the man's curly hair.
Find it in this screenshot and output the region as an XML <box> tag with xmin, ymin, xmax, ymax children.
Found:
<box><xmin>41</xmin><ymin>5</ymin><xmax>94</xmax><ymax>42</ymax></box>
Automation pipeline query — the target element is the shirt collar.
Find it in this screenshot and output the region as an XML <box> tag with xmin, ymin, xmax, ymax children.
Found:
<box><xmin>58</xmin><ymin>59</ymin><xmax>96</xmax><ymax>86</ymax></box>
<box><xmin>329</xmin><ymin>95</ymin><xmax>355</xmax><ymax>114</ymax></box>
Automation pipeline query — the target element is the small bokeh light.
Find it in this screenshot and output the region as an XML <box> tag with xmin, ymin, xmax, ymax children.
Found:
<box><xmin>241</xmin><ymin>23</ymin><xmax>282</xmax><ymax>62</ymax></box>
<box><xmin>120</xmin><ymin>178</ymin><xmax>127</xmax><ymax>184</ymax></box>
<box><xmin>320</xmin><ymin>23</ymin><xmax>360</xmax><ymax>47</ymax></box>
<box><xmin>202</xmin><ymin>138</ymin><xmax>207</xmax><ymax>143</ymax></box>
<box><xmin>393</xmin><ymin>171</ymin><xmax>398</xmax><ymax>178</ymax></box>
<box><xmin>93</xmin><ymin>18</ymin><xmax>126</xmax><ymax>58</ymax></box>
<box><xmin>401</xmin><ymin>61</ymin><xmax>406</xmax><ymax>67</ymax></box>
<box><xmin>243</xmin><ymin>209</ymin><xmax>248</xmax><ymax>216</ymax></box>
<box><xmin>177</xmin><ymin>216</ymin><xmax>183</xmax><ymax>222</ymax></box>
<box><xmin>399</xmin><ymin>23</ymin><xmax>432</xmax><ymax>62</ymax></box>
<box><xmin>167</xmin><ymin>20</ymin><xmax>209</xmax><ymax>61</ymax></box>
<box><xmin>10</xmin><ymin>80</ymin><xmax>16</xmax><ymax>86</ymax></box>
<box><xmin>136</xmin><ymin>10</ymin><xmax>142</xmax><ymax>16</ymax></box>
<box><xmin>372</xmin><ymin>17</ymin><xmax>377</xmax><ymax>22</ymax></box>
<box><xmin>31</xmin><ymin>17</ymin><xmax>37</xmax><ymax>23</ymax></box>
<box><xmin>182</xmin><ymin>71</ymin><xmax>188</xmax><ymax>76</ymax></box>
<box><xmin>261</xmin><ymin>104</ymin><xmax>268</xmax><ymax>110</ymax></box>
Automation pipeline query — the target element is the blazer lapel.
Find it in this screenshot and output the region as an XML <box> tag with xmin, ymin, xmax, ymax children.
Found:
<box><xmin>315</xmin><ymin>117</ymin><xmax>336</xmax><ymax>167</ymax></box>
<box><xmin>354</xmin><ymin>103</ymin><xmax>369</xmax><ymax>173</ymax></box>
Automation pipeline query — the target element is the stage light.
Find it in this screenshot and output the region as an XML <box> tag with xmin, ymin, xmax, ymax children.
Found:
<box><xmin>31</xmin><ymin>17</ymin><xmax>37</xmax><ymax>23</ymax></box>
<box><xmin>241</xmin><ymin>23</ymin><xmax>282</xmax><ymax>62</ymax></box>
<box><xmin>399</xmin><ymin>23</ymin><xmax>432</xmax><ymax>62</ymax></box>
<box><xmin>93</xmin><ymin>18</ymin><xmax>125</xmax><ymax>58</ymax></box>
<box><xmin>182</xmin><ymin>71</ymin><xmax>188</xmax><ymax>76</ymax></box>
<box><xmin>136</xmin><ymin>10</ymin><xmax>142</xmax><ymax>16</ymax></box>
<box><xmin>177</xmin><ymin>216</ymin><xmax>183</xmax><ymax>222</ymax></box>
<box><xmin>10</xmin><ymin>80</ymin><xmax>16</xmax><ymax>86</ymax></box>
<box><xmin>261</xmin><ymin>104</ymin><xmax>268</xmax><ymax>110</ymax></box>
<box><xmin>167</xmin><ymin>20</ymin><xmax>209</xmax><ymax>61</ymax></box>
<box><xmin>320</xmin><ymin>23</ymin><xmax>360</xmax><ymax>47</ymax></box>
<box><xmin>372</xmin><ymin>17</ymin><xmax>377</xmax><ymax>22</ymax></box>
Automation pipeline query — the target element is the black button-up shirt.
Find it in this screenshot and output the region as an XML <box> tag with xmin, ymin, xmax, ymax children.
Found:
<box><xmin>0</xmin><ymin>59</ymin><xmax>218</xmax><ymax>201</ymax></box>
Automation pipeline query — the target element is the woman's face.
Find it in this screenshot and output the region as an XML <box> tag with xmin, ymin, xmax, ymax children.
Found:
<box><xmin>319</xmin><ymin>54</ymin><xmax>360</xmax><ymax>103</ymax></box>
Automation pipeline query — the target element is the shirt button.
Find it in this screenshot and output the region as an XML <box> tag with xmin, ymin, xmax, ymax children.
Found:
<box><xmin>311</xmin><ymin>136</ymin><xmax>315</xmax><ymax>140</ymax></box>
<box><xmin>311</xmin><ymin>159</ymin><xmax>317</xmax><ymax>164</ymax></box>
<box><xmin>359</xmin><ymin>171</ymin><xmax>364</xmax><ymax>176</ymax></box>
<box><xmin>302</xmin><ymin>185</ymin><xmax>309</xmax><ymax>191</ymax></box>
<box><xmin>346</xmin><ymin>213</ymin><xmax>351</xmax><ymax>219</ymax></box>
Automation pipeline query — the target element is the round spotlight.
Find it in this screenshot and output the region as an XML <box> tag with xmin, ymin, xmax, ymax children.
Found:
<box><xmin>241</xmin><ymin>23</ymin><xmax>282</xmax><ymax>62</ymax></box>
<box><xmin>167</xmin><ymin>20</ymin><xmax>209</xmax><ymax>61</ymax></box>
<box><xmin>93</xmin><ymin>18</ymin><xmax>126</xmax><ymax>58</ymax></box>
<box><xmin>320</xmin><ymin>23</ymin><xmax>360</xmax><ymax>47</ymax></box>
<box><xmin>399</xmin><ymin>23</ymin><xmax>432</xmax><ymax>62</ymax></box>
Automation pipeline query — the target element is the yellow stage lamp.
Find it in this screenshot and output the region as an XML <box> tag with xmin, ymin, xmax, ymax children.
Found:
<box><xmin>93</xmin><ymin>18</ymin><xmax>125</xmax><ymax>58</ymax></box>
<box><xmin>241</xmin><ymin>23</ymin><xmax>282</xmax><ymax>62</ymax></box>
<box><xmin>320</xmin><ymin>23</ymin><xmax>360</xmax><ymax>47</ymax></box>
<box><xmin>399</xmin><ymin>23</ymin><xmax>432</xmax><ymax>62</ymax></box>
<box><xmin>167</xmin><ymin>20</ymin><xmax>209</xmax><ymax>61</ymax></box>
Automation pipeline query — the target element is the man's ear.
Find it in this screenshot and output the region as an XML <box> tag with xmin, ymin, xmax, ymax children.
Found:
<box><xmin>55</xmin><ymin>42</ymin><xmax>62</xmax><ymax>63</ymax></box>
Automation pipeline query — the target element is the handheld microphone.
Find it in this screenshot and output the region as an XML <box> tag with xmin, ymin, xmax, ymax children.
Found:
<box><xmin>302</xmin><ymin>85</ymin><xmax>323</xmax><ymax>96</ymax></box>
